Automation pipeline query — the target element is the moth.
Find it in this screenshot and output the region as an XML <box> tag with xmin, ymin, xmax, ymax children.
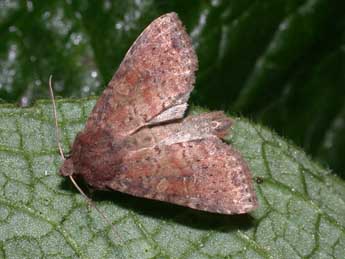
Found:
<box><xmin>60</xmin><ymin>12</ymin><xmax>258</xmax><ymax>214</ymax></box>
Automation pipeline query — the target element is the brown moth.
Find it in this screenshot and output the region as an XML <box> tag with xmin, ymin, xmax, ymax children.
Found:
<box><xmin>60</xmin><ymin>12</ymin><xmax>258</xmax><ymax>214</ymax></box>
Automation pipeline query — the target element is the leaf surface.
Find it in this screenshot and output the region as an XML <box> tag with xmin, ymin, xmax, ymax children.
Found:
<box><xmin>0</xmin><ymin>100</ymin><xmax>345</xmax><ymax>258</ymax></box>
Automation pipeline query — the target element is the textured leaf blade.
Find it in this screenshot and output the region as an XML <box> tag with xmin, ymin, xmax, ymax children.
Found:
<box><xmin>0</xmin><ymin>100</ymin><xmax>345</xmax><ymax>258</ymax></box>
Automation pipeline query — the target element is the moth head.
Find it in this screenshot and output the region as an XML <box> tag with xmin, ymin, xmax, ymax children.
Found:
<box><xmin>60</xmin><ymin>158</ymin><xmax>74</xmax><ymax>177</ymax></box>
<box><xmin>58</xmin><ymin>132</ymin><xmax>86</xmax><ymax>178</ymax></box>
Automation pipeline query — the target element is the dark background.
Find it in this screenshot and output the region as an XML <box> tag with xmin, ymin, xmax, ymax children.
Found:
<box><xmin>1</xmin><ymin>0</ymin><xmax>345</xmax><ymax>177</ymax></box>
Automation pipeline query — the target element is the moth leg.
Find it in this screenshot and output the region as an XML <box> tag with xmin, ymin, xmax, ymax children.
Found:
<box><xmin>63</xmin><ymin>150</ymin><xmax>72</xmax><ymax>159</ymax></box>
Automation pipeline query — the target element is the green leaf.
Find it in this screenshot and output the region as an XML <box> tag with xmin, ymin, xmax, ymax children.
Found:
<box><xmin>1</xmin><ymin>100</ymin><xmax>345</xmax><ymax>258</ymax></box>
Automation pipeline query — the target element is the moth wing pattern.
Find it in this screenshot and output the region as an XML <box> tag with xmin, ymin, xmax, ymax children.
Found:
<box><xmin>108</xmin><ymin>137</ymin><xmax>257</xmax><ymax>214</ymax></box>
<box><xmin>60</xmin><ymin>12</ymin><xmax>258</xmax><ymax>215</ymax></box>
<box><xmin>107</xmin><ymin>112</ymin><xmax>258</xmax><ymax>214</ymax></box>
<box><xmin>85</xmin><ymin>13</ymin><xmax>198</xmax><ymax>137</ymax></box>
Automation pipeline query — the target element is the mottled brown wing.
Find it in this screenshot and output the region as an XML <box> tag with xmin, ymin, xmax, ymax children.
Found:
<box><xmin>105</xmin><ymin>112</ymin><xmax>258</xmax><ymax>214</ymax></box>
<box><xmin>85</xmin><ymin>13</ymin><xmax>197</xmax><ymax>137</ymax></box>
<box><xmin>108</xmin><ymin>137</ymin><xmax>257</xmax><ymax>214</ymax></box>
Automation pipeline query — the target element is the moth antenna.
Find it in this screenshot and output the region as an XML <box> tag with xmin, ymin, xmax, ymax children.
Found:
<box><xmin>48</xmin><ymin>75</ymin><xmax>123</xmax><ymax>244</ymax></box>
<box><xmin>68</xmin><ymin>177</ymin><xmax>124</xmax><ymax>245</ymax></box>
<box><xmin>68</xmin><ymin>175</ymin><xmax>118</xmax><ymax>235</ymax></box>
<box><xmin>48</xmin><ymin>75</ymin><xmax>65</xmax><ymax>160</ymax></box>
